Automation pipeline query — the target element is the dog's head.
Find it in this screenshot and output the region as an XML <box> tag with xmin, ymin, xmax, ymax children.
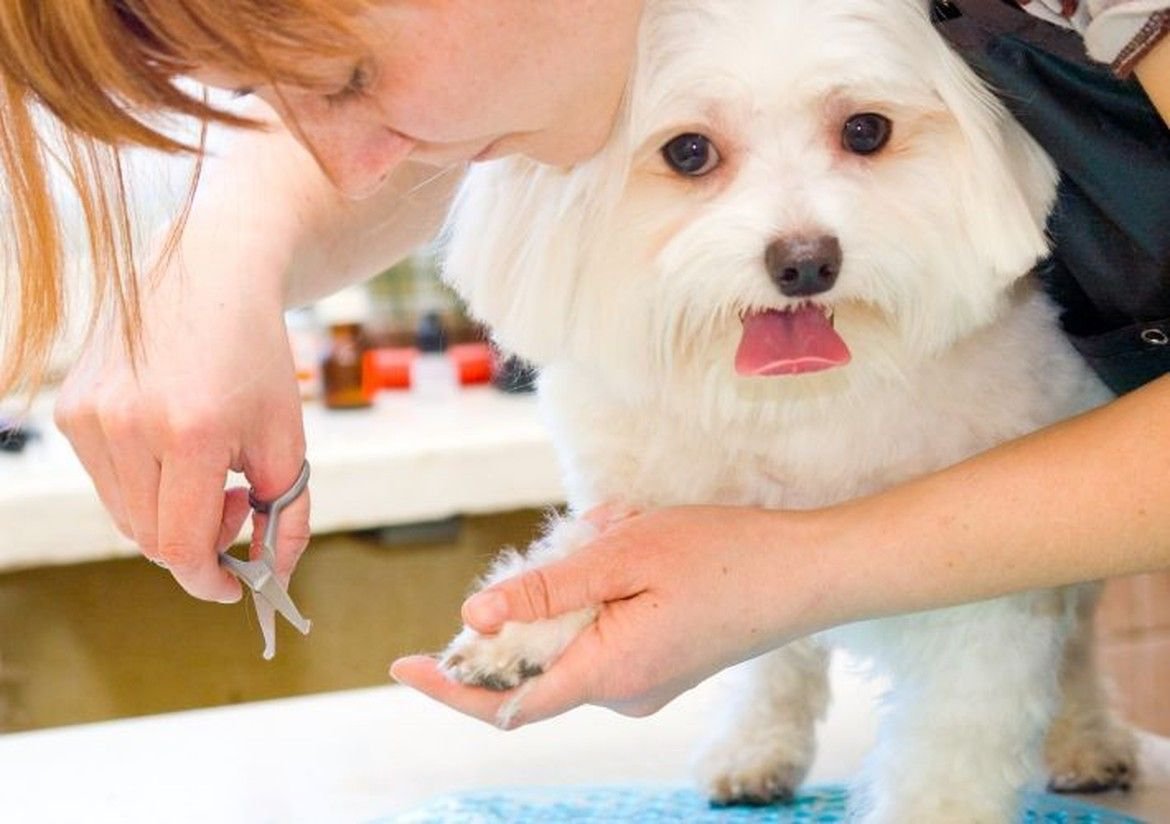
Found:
<box><xmin>443</xmin><ymin>0</ymin><xmax>1057</xmax><ymax>396</ymax></box>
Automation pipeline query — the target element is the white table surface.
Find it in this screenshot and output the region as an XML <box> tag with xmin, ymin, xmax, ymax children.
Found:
<box><xmin>0</xmin><ymin>657</ymin><xmax>879</xmax><ymax>824</ymax></box>
<box><xmin>0</xmin><ymin>388</ymin><xmax>564</xmax><ymax>572</ymax></box>
<box><xmin>0</xmin><ymin>656</ymin><xmax>1165</xmax><ymax>824</ymax></box>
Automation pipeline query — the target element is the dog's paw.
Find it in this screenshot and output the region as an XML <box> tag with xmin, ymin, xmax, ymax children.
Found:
<box><xmin>1046</xmin><ymin>721</ymin><xmax>1138</xmax><ymax>794</ymax></box>
<box><xmin>701</xmin><ymin>758</ymin><xmax>805</xmax><ymax>807</ymax></box>
<box><xmin>440</xmin><ymin>608</ymin><xmax>599</xmax><ymax>692</ymax></box>
<box><xmin>440</xmin><ymin>626</ymin><xmax>548</xmax><ymax>691</ymax></box>
<box><xmin>695</xmin><ymin>735</ymin><xmax>810</xmax><ymax>807</ymax></box>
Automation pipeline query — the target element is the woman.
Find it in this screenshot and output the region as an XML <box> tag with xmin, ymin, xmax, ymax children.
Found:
<box><xmin>1</xmin><ymin>0</ymin><xmax>1168</xmax><ymax>729</ymax></box>
<box><xmin>2</xmin><ymin>0</ymin><xmax>642</xmax><ymax>601</ymax></box>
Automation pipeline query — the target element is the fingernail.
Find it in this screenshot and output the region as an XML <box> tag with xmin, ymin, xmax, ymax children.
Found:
<box><xmin>465</xmin><ymin>591</ymin><xmax>508</xmax><ymax>628</ymax></box>
<box><xmin>216</xmin><ymin>586</ymin><xmax>243</xmax><ymax>605</ymax></box>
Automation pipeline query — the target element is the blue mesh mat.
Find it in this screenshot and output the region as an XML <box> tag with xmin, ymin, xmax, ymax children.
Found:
<box><xmin>383</xmin><ymin>784</ymin><xmax>1144</xmax><ymax>823</ymax></box>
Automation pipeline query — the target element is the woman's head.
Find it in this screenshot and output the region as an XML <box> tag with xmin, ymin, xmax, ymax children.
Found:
<box><xmin>204</xmin><ymin>1</ymin><xmax>645</xmax><ymax>196</ymax></box>
<box><xmin>0</xmin><ymin>0</ymin><xmax>642</xmax><ymax>393</ymax></box>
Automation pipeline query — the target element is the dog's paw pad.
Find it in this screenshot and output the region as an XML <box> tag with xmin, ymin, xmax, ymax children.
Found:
<box><xmin>1048</xmin><ymin>760</ymin><xmax>1134</xmax><ymax>794</ymax></box>
<box><xmin>696</xmin><ymin>724</ymin><xmax>813</xmax><ymax>809</ymax></box>
<box><xmin>1046</xmin><ymin>723</ymin><xmax>1138</xmax><ymax>794</ymax></box>
<box><xmin>440</xmin><ymin>635</ymin><xmax>546</xmax><ymax>692</ymax></box>
<box><xmin>705</xmin><ymin>763</ymin><xmax>802</xmax><ymax>807</ymax></box>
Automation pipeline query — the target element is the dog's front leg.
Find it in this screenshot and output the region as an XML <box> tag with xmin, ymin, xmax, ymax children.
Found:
<box><xmin>440</xmin><ymin>514</ymin><xmax>600</xmax><ymax>691</ymax></box>
<box><xmin>694</xmin><ymin>639</ymin><xmax>830</xmax><ymax>805</ymax></box>
<box><xmin>1045</xmin><ymin>583</ymin><xmax>1137</xmax><ymax>793</ymax></box>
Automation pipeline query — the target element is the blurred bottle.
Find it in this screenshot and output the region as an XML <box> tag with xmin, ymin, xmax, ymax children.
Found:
<box><xmin>316</xmin><ymin>286</ymin><xmax>374</xmax><ymax>410</ymax></box>
<box><xmin>410</xmin><ymin>311</ymin><xmax>459</xmax><ymax>401</ymax></box>
<box><xmin>322</xmin><ymin>323</ymin><xmax>372</xmax><ymax>409</ymax></box>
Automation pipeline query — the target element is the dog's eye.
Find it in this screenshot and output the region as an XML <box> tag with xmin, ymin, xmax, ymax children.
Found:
<box><xmin>661</xmin><ymin>133</ymin><xmax>720</xmax><ymax>176</ymax></box>
<box><xmin>841</xmin><ymin>113</ymin><xmax>892</xmax><ymax>156</ymax></box>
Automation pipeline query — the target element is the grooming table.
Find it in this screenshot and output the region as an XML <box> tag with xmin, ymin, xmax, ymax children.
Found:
<box><xmin>0</xmin><ymin>657</ymin><xmax>1165</xmax><ymax>823</ymax></box>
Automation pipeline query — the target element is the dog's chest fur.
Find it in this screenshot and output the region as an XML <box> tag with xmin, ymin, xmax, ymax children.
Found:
<box><xmin>538</xmin><ymin>286</ymin><xmax>1110</xmax><ymax>514</ymax></box>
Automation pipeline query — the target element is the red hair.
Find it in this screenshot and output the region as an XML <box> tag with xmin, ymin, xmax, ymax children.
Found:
<box><xmin>0</xmin><ymin>0</ymin><xmax>369</xmax><ymax>394</ymax></box>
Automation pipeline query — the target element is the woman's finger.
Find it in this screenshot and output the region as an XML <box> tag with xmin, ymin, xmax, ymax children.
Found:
<box><xmin>101</xmin><ymin>422</ymin><xmax>163</xmax><ymax>556</ymax></box>
<box><xmin>461</xmin><ymin>533</ymin><xmax>643</xmax><ymax>633</ymax></box>
<box><xmin>389</xmin><ymin>655</ymin><xmax>518</xmax><ymax>724</ymax></box>
<box><xmin>248</xmin><ymin>487</ymin><xmax>311</xmax><ymax>582</ymax></box>
<box><xmin>54</xmin><ymin>400</ymin><xmax>133</xmax><ymax>539</ymax></box>
<box><xmin>242</xmin><ymin>397</ymin><xmax>309</xmax><ymax>580</ymax></box>
<box><xmin>390</xmin><ymin>633</ymin><xmax>602</xmax><ymax>730</ymax></box>
<box><xmin>157</xmin><ymin>451</ymin><xmax>242</xmax><ymax>603</ymax></box>
<box><xmin>217</xmin><ymin>487</ymin><xmax>253</xmax><ymax>555</ymax></box>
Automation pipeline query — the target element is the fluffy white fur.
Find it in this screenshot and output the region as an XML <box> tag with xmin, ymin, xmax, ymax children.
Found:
<box><xmin>439</xmin><ymin>1</ymin><xmax>1134</xmax><ymax>820</ymax></box>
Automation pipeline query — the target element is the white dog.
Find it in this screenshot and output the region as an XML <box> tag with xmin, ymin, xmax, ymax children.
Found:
<box><xmin>439</xmin><ymin>1</ymin><xmax>1134</xmax><ymax>820</ymax></box>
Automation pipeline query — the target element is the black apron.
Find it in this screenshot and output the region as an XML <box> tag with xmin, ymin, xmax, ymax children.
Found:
<box><xmin>934</xmin><ymin>0</ymin><xmax>1170</xmax><ymax>395</ymax></box>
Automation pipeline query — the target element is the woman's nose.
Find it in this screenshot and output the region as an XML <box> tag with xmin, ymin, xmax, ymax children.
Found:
<box><xmin>314</xmin><ymin>128</ymin><xmax>417</xmax><ymax>199</ymax></box>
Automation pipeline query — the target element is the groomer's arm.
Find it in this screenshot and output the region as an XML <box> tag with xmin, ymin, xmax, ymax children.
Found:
<box><xmin>1135</xmin><ymin>34</ymin><xmax>1170</xmax><ymax>124</ymax></box>
<box><xmin>394</xmin><ymin>375</ymin><xmax>1170</xmax><ymax>727</ymax></box>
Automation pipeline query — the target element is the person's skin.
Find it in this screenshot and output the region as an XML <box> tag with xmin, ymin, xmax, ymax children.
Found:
<box><xmin>54</xmin><ymin>0</ymin><xmax>645</xmax><ymax>601</ymax></box>
<box><xmin>1135</xmin><ymin>33</ymin><xmax>1170</xmax><ymax>119</ymax></box>
<box><xmin>390</xmin><ymin>43</ymin><xmax>1170</xmax><ymax>727</ymax></box>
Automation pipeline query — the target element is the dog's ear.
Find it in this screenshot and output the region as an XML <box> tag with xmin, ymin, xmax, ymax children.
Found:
<box><xmin>926</xmin><ymin>29</ymin><xmax>1059</xmax><ymax>287</ymax></box>
<box><xmin>440</xmin><ymin>153</ymin><xmax>626</xmax><ymax>366</ymax></box>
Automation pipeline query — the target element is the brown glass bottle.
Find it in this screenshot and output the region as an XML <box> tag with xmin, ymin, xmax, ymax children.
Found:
<box><xmin>322</xmin><ymin>322</ymin><xmax>372</xmax><ymax>409</ymax></box>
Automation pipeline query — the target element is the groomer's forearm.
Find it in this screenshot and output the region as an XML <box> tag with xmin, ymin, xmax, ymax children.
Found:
<box><xmin>1135</xmin><ymin>34</ymin><xmax>1170</xmax><ymax>125</ymax></box>
<box><xmin>183</xmin><ymin>103</ymin><xmax>461</xmax><ymax>308</ymax></box>
<box><xmin>816</xmin><ymin>375</ymin><xmax>1170</xmax><ymax>626</ymax></box>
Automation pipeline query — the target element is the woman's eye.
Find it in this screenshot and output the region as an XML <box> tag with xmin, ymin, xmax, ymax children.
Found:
<box><xmin>661</xmin><ymin>133</ymin><xmax>721</xmax><ymax>176</ymax></box>
<box><xmin>324</xmin><ymin>61</ymin><xmax>373</xmax><ymax>106</ymax></box>
<box><xmin>841</xmin><ymin>113</ymin><xmax>892</xmax><ymax>155</ymax></box>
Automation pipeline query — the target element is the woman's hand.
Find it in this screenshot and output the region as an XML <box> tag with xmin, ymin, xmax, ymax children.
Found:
<box><xmin>391</xmin><ymin>505</ymin><xmax>833</xmax><ymax>728</ymax></box>
<box><xmin>54</xmin><ymin>236</ymin><xmax>308</xmax><ymax>603</ymax></box>
<box><xmin>52</xmin><ymin>101</ymin><xmax>460</xmax><ymax>603</ymax></box>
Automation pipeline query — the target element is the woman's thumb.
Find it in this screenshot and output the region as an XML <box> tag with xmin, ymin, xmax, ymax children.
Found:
<box><xmin>462</xmin><ymin>506</ymin><xmax>642</xmax><ymax>633</ymax></box>
<box><xmin>461</xmin><ymin>547</ymin><xmax>624</xmax><ymax>633</ymax></box>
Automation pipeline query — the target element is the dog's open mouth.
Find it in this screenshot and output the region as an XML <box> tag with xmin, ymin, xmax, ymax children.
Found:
<box><xmin>735</xmin><ymin>304</ymin><xmax>851</xmax><ymax>376</ymax></box>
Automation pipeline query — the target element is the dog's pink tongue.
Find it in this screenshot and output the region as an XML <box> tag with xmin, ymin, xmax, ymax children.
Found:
<box><xmin>735</xmin><ymin>307</ymin><xmax>851</xmax><ymax>376</ymax></box>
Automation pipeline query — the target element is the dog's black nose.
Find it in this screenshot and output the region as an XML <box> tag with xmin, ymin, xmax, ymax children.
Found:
<box><xmin>765</xmin><ymin>236</ymin><xmax>842</xmax><ymax>298</ymax></box>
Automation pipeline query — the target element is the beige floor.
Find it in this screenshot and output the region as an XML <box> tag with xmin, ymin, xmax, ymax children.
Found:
<box><xmin>0</xmin><ymin>509</ymin><xmax>546</xmax><ymax>731</ymax></box>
